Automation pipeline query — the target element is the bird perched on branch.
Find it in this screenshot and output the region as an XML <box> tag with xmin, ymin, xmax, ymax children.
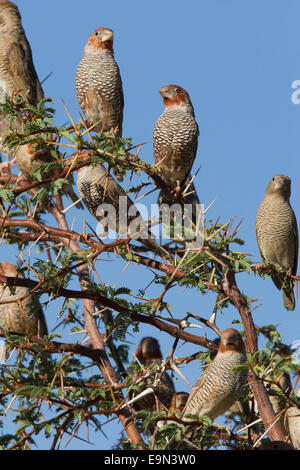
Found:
<box><xmin>76</xmin><ymin>27</ymin><xmax>124</xmax><ymax>181</ymax></box>
<box><xmin>0</xmin><ymin>0</ymin><xmax>43</xmax><ymax>107</ymax></box>
<box><xmin>0</xmin><ymin>1</ymin><xmax>81</xmax><ymax>208</ymax></box>
<box><xmin>77</xmin><ymin>163</ymin><xmax>172</xmax><ymax>263</ymax></box>
<box><xmin>0</xmin><ymin>262</ymin><xmax>48</xmax><ymax>336</ymax></box>
<box><xmin>153</xmin><ymin>85</ymin><xmax>201</xmax><ymax>244</ymax></box>
<box><xmin>182</xmin><ymin>329</ymin><xmax>248</xmax><ymax>422</ymax></box>
<box><xmin>255</xmin><ymin>175</ymin><xmax>298</xmax><ymax>311</ymax></box>
<box><xmin>284</xmin><ymin>385</ymin><xmax>300</xmax><ymax>450</ymax></box>
<box><xmin>127</xmin><ymin>336</ymin><xmax>175</xmax><ymax>412</ymax></box>
<box><xmin>153</xmin><ymin>85</ymin><xmax>199</xmax><ymax>203</ymax></box>
<box><xmin>0</xmin><ymin>0</ymin><xmax>43</xmax><ymax>157</ymax></box>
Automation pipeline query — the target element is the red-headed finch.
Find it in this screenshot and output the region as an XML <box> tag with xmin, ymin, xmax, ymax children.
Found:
<box><xmin>127</xmin><ymin>336</ymin><xmax>175</xmax><ymax>412</ymax></box>
<box><xmin>76</xmin><ymin>28</ymin><xmax>124</xmax><ymax>181</ymax></box>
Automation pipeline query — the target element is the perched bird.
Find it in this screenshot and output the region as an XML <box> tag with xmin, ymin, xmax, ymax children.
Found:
<box><xmin>153</xmin><ymin>85</ymin><xmax>199</xmax><ymax>201</ymax></box>
<box><xmin>76</xmin><ymin>27</ymin><xmax>124</xmax><ymax>181</ymax></box>
<box><xmin>0</xmin><ymin>262</ymin><xmax>48</xmax><ymax>336</ymax></box>
<box><xmin>182</xmin><ymin>329</ymin><xmax>248</xmax><ymax>422</ymax></box>
<box><xmin>0</xmin><ymin>0</ymin><xmax>43</xmax><ymax>158</ymax></box>
<box><xmin>77</xmin><ymin>163</ymin><xmax>172</xmax><ymax>263</ymax></box>
<box><xmin>0</xmin><ymin>0</ymin><xmax>43</xmax><ymax>107</ymax></box>
<box><xmin>284</xmin><ymin>385</ymin><xmax>300</xmax><ymax>450</ymax></box>
<box><xmin>255</xmin><ymin>175</ymin><xmax>298</xmax><ymax>311</ymax></box>
<box><xmin>0</xmin><ymin>1</ymin><xmax>81</xmax><ymax>207</ymax></box>
<box><xmin>127</xmin><ymin>336</ymin><xmax>175</xmax><ymax>412</ymax></box>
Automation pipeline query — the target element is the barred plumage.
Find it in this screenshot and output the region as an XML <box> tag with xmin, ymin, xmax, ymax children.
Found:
<box><xmin>255</xmin><ymin>175</ymin><xmax>298</xmax><ymax>311</ymax></box>
<box><xmin>77</xmin><ymin>164</ymin><xmax>172</xmax><ymax>263</ymax></box>
<box><xmin>153</xmin><ymin>85</ymin><xmax>199</xmax><ymax>197</ymax></box>
<box><xmin>127</xmin><ymin>337</ymin><xmax>175</xmax><ymax>412</ymax></box>
<box><xmin>182</xmin><ymin>329</ymin><xmax>247</xmax><ymax>421</ymax></box>
<box><xmin>0</xmin><ymin>263</ymin><xmax>48</xmax><ymax>336</ymax></box>
<box><xmin>76</xmin><ymin>28</ymin><xmax>124</xmax><ymax>181</ymax></box>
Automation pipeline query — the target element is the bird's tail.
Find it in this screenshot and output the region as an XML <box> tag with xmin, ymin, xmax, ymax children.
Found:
<box><xmin>140</xmin><ymin>234</ymin><xmax>174</xmax><ymax>265</ymax></box>
<box><xmin>113</xmin><ymin>165</ymin><xmax>126</xmax><ymax>183</ymax></box>
<box><xmin>158</xmin><ymin>174</ymin><xmax>202</xmax><ymax>249</ymax></box>
<box><xmin>62</xmin><ymin>174</ymin><xmax>84</xmax><ymax>210</ymax></box>
<box><xmin>283</xmin><ymin>288</ymin><xmax>296</xmax><ymax>311</ymax></box>
<box><xmin>271</xmin><ymin>272</ymin><xmax>296</xmax><ymax>311</ymax></box>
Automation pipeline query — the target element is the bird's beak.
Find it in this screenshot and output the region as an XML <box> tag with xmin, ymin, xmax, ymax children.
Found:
<box><xmin>159</xmin><ymin>86</ymin><xmax>171</xmax><ymax>98</ymax></box>
<box><xmin>101</xmin><ymin>30</ymin><xmax>113</xmax><ymax>42</ymax></box>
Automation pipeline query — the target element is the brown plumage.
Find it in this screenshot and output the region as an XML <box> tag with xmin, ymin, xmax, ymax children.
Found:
<box><xmin>0</xmin><ymin>262</ymin><xmax>47</xmax><ymax>336</ymax></box>
<box><xmin>0</xmin><ymin>0</ymin><xmax>43</xmax><ymax>156</ymax></box>
<box><xmin>0</xmin><ymin>1</ymin><xmax>81</xmax><ymax>207</ymax></box>
<box><xmin>284</xmin><ymin>385</ymin><xmax>300</xmax><ymax>449</ymax></box>
<box><xmin>127</xmin><ymin>336</ymin><xmax>175</xmax><ymax>412</ymax></box>
<box><xmin>77</xmin><ymin>164</ymin><xmax>172</xmax><ymax>263</ymax></box>
<box><xmin>76</xmin><ymin>28</ymin><xmax>124</xmax><ymax>181</ymax></box>
<box><xmin>0</xmin><ymin>0</ymin><xmax>43</xmax><ymax>106</ymax></box>
<box><xmin>182</xmin><ymin>329</ymin><xmax>248</xmax><ymax>422</ymax></box>
<box><xmin>153</xmin><ymin>85</ymin><xmax>199</xmax><ymax>201</ymax></box>
<box><xmin>255</xmin><ymin>175</ymin><xmax>299</xmax><ymax>311</ymax></box>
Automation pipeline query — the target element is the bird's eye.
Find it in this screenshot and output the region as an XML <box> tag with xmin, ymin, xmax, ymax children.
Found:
<box><xmin>95</xmin><ymin>31</ymin><xmax>99</xmax><ymax>36</ymax></box>
<box><xmin>272</xmin><ymin>177</ymin><xmax>275</xmax><ymax>181</ymax></box>
<box><xmin>175</xmin><ymin>88</ymin><xmax>181</xmax><ymax>94</ymax></box>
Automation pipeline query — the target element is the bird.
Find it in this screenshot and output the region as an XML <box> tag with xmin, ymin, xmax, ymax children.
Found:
<box><xmin>127</xmin><ymin>336</ymin><xmax>175</xmax><ymax>413</ymax></box>
<box><xmin>0</xmin><ymin>0</ymin><xmax>43</xmax><ymax>107</ymax></box>
<box><xmin>0</xmin><ymin>262</ymin><xmax>48</xmax><ymax>336</ymax></box>
<box><xmin>76</xmin><ymin>27</ymin><xmax>124</xmax><ymax>182</ymax></box>
<box><xmin>284</xmin><ymin>385</ymin><xmax>300</xmax><ymax>450</ymax></box>
<box><xmin>182</xmin><ymin>329</ymin><xmax>248</xmax><ymax>422</ymax></box>
<box><xmin>153</xmin><ymin>85</ymin><xmax>199</xmax><ymax>202</ymax></box>
<box><xmin>0</xmin><ymin>0</ymin><xmax>43</xmax><ymax>159</ymax></box>
<box><xmin>77</xmin><ymin>163</ymin><xmax>173</xmax><ymax>263</ymax></box>
<box><xmin>0</xmin><ymin>1</ymin><xmax>81</xmax><ymax>208</ymax></box>
<box><xmin>255</xmin><ymin>175</ymin><xmax>299</xmax><ymax>311</ymax></box>
<box><xmin>153</xmin><ymin>85</ymin><xmax>200</xmax><ymax>243</ymax></box>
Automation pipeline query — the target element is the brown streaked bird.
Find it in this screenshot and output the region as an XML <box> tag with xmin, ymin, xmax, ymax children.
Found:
<box><xmin>77</xmin><ymin>163</ymin><xmax>172</xmax><ymax>263</ymax></box>
<box><xmin>0</xmin><ymin>0</ymin><xmax>43</xmax><ymax>156</ymax></box>
<box><xmin>255</xmin><ymin>175</ymin><xmax>298</xmax><ymax>311</ymax></box>
<box><xmin>76</xmin><ymin>27</ymin><xmax>124</xmax><ymax>181</ymax></box>
<box><xmin>0</xmin><ymin>0</ymin><xmax>43</xmax><ymax>107</ymax></box>
<box><xmin>153</xmin><ymin>85</ymin><xmax>199</xmax><ymax>201</ymax></box>
<box><xmin>182</xmin><ymin>329</ymin><xmax>248</xmax><ymax>422</ymax></box>
<box><xmin>284</xmin><ymin>385</ymin><xmax>300</xmax><ymax>450</ymax></box>
<box><xmin>0</xmin><ymin>1</ymin><xmax>81</xmax><ymax>207</ymax></box>
<box><xmin>0</xmin><ymin>262</ymin><xmax>47</xmax><ymax>336</ymax></box>
<box><xmin>127</xmin><ymin>336</ymin><xmax>175</xmax><ymax>412</ymax></box>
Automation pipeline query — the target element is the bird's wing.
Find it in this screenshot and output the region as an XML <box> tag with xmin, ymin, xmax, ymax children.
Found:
<box><xmin>292</xmin><ymin>212</ymin><xmax>299</xmax><ymax>276</ymax></box>
<box><xmin>7</xmin><ymin>39</ymin><xmax>43</xmax><ymax>104</ymax></box>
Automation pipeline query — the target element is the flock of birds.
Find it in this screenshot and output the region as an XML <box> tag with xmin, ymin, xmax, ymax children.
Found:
<box><xmin>0</xmin><ymin>0</ymin><xmax>299</xmax><ymax>449</ymax></box>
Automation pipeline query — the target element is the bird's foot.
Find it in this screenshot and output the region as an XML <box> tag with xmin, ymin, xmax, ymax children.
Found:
<box><xmin>170</xmin><ymin>181</ymin><xmax>182</xmax><ymax>201</ymax></box>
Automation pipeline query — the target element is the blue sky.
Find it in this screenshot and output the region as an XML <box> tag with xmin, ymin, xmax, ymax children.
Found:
<box><xmin>1</xmin><ymin>0</ymin><xmax>300</xmax><ymax>449</ymax></box>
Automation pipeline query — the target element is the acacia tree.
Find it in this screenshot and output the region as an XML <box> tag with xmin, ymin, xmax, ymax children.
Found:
<box><xmin>0</xmin><ymin>96</ymin><xmax>299</xmax><ymax>450</ymax></box>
